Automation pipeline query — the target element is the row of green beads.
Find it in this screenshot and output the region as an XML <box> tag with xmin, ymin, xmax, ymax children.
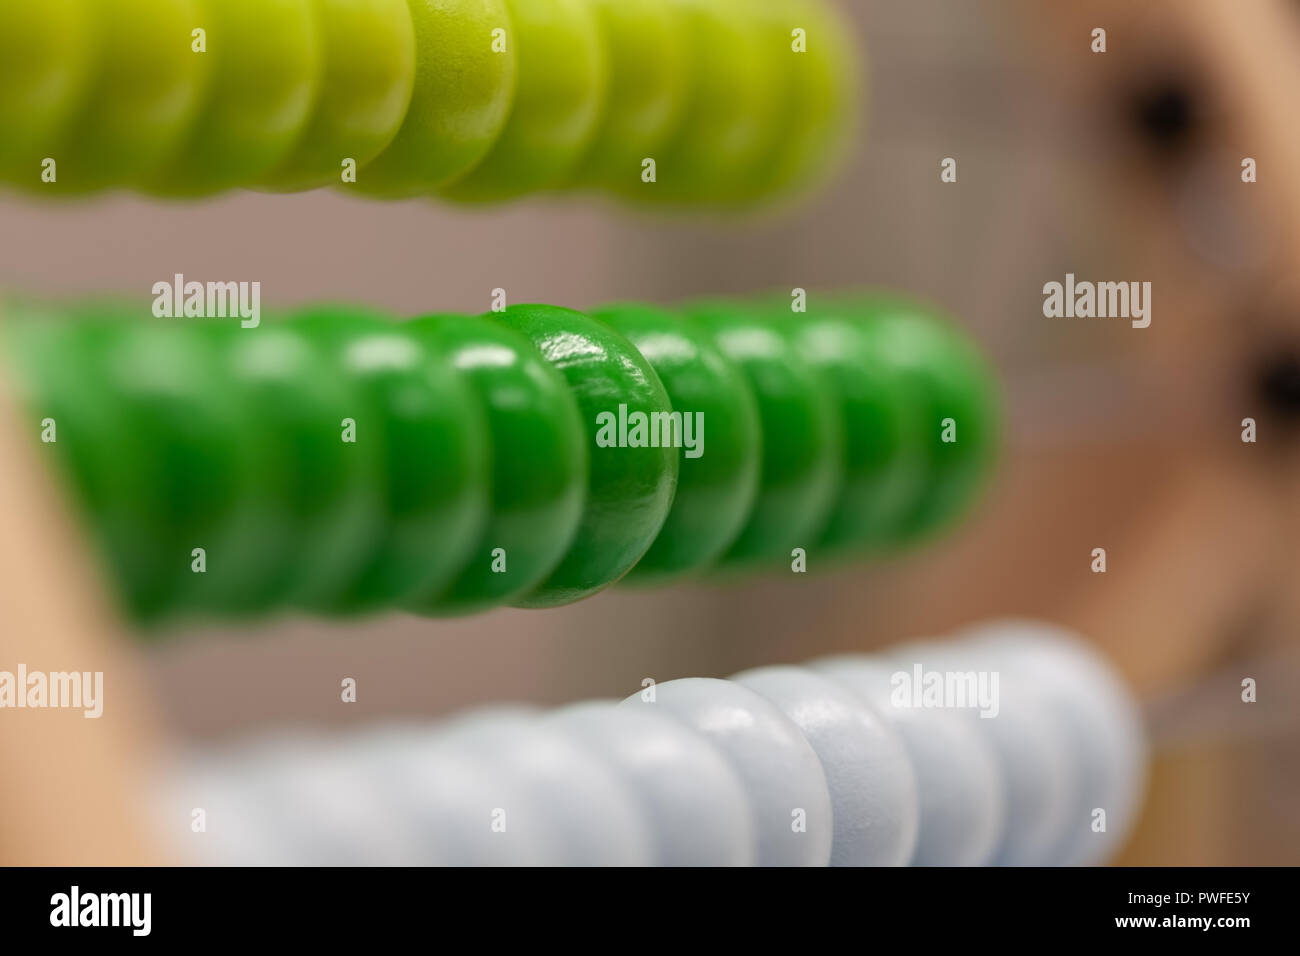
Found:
<box><xmin>0</xmin><ymin>0</ymin><xmax>856</xmax><ymax>204</ymax></box>
<box><xmin>1</xmin><ymin>294</ymin><xmax>997</xmax><ymax>626</ymax></box>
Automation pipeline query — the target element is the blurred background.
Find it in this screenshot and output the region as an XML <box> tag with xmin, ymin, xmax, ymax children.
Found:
<box><xmin>2</xmin><ymin>0</ymin><xmax>1298</xmax><ymax>864</ymax></box>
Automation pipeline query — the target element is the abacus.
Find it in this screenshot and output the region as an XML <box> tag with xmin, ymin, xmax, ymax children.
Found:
<box><xmin>0</xmin><ymin>0</ymin><xmax>1288</xmax><ymax>883</ymax></box>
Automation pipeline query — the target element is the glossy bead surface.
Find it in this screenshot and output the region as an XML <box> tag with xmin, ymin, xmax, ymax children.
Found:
<box><xmin>811</xmin><ymin>655</ymin><xmax>1007</xmax><ymax>866</ymax></box>
<box><xmin>150</xmin><ymin>0</ymin><xmax>321</xmax><ymax>196</ymax></box>
<box><xmin>291</xmin><ymin>305</ymin><xmax>488</xmax><ymax>614</ymax></box>
<box><xmin>406</xmin><ymin>313</ymin><xmax>586</xmax><ymax>615</ymax></box>
<box><xmin>621</xmin><ymin>677</ymin><xmax>832</xmax><ymax>867</ymax></box>
<box><xmin>733</xmin><ymin>665</ymin><xmax>919</xmax><ymax>866</ymax></box>
<box><xmin>261</xmin><ymin>0</ymin><xmax>416</xmax><ymax>191</ymax></box>
<box><xmin>354</xmin><ymin>0</ymin><xmax>516</xmax><ymax>196</ymax></box>
<box><xmin>593</xmin><ymin>302</ymin><xmax>760</xmax><ymax>582</ymax></box>
<box><xmin>491</xmin><ymin>304</ymin><xmax>677</xmax><ymax>608</ymax></box>
<box><xmin>685</xmin><ymin>299</ymin><xmax>841</xmax><ymax>569</ymax></box>
<box><xmin>440</xmin><ymin>0</ymin><xmax>606</xmax><ymax>201</ymax></box>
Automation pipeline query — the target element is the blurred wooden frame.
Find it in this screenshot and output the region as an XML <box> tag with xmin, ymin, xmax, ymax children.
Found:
<box><xmin>0</xmin><ymin>356</ymin><xmax>164</xmax><ymax>865</ymax></box>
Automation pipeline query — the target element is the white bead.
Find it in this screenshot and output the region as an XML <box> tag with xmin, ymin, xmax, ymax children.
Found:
<box><xmin>731</xmin><ymin>665</ymin><xmax>919</xmax><ymax>866</ymax></box>
<box><xmin>219</xmin><ymin>732</ymin><xmax>409</xmax><ymax>865</ymax></box>
<box><xmin>621</xmin><ymin>677</ymin><xmax>833</xmax><ymax>866</ymax></box>
<box><xmin>811</xmin><ymin>656</ymin><xmax>1006</xmax><ymax>866</ymax></box>
<box><xmin>343</xmin><ymin>723</ymin><xmax>553</xmax><ymax>866</ymax></box>
<box><xmin>962</xmin><ymin>620</ymin><xmax>1147</xmax><ymax>865</ymax></box>
<box><xmin>886</xmin><ymin>639</ymin><xmax>1079</xmax><ymax>866</ymax></box>
<box><xmin>437</xmin><ymin>712</ymin><xmax>654</xmax><ymax>866</ymax></box>
<box><xmin>548</xmin><ymin>701</ymin><xmax>755</xmax><ymax>866</ymax></box>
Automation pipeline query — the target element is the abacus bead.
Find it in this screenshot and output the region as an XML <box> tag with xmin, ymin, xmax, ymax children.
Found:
<box><xmin>353</xmin><ymin>0</ymin><xmax>516</xmax><ymax>196</ymax></box>
<box><xmin>887</xmin><ymin>638</ymin><xmax>1078</xmax><ymax>867</ymax></box>
<box><xmin>51</xmin><ymin>0</ymin><xmax>208</xmax><ymax>192</ymax></box>
<box><xmin>292</xmin><ymin>305</ymin><xmax>489</xmax><ymax>614</ymax></box>
<box><xmin>752</xmin><ymin>0</ymin><xmax>858</xmax><ymax>199</ymax></box>
<box><xmin>260</xmin><ymin>0</ymin><xmax>416</xmax><ymax>192</ymax></box>
<box><xmin>777</xmin><ymin>305</ymin><xmax>928</xmax><ymax>556</ymax></box>
<box><xmin>440</xmin><ymin>712</ymin><xmax>654</xmax><ymax>865</ymax></box>
<box><xmin>853</xmin><ymin>296</ymin><xmax>1000</xmax><ymax>544</ymax></box>
<box><xmin>0</xmin><ymin>0</ymin><xmax>92</xmax><ymax>182</ymax></box>
<box><xmin>592</xmin><ymin>302</ymin><xmax>760</xmax><ymax>582</ymax></box>
<box><xmin>207</xmin><ymin>319</ymin><xmax>382</xmax><ymax>615</ymax></box>
<box><xmin>405</xmin><ymin>313</ymin><xmax>586</xmax><ymax>616</ymax></box>
<box><xmin>622</xmin><ymin>677</ymin><xmax>833</xmax><ymax>866</ymax></box>
<box><xmin>647</xmin><ymin>0</ymin><xmax>774</xmax><ymax>203</ymax></box>
<box><xmin>71</xmin><ymin>312</ymin><xmax>263</xmax><ymax>623</ymax></box>
<box><xmin>732</xmin><ymin>666</ymin><xmax>919</xmax><ymax>867</ymax></box>
<box><xmin>564</xmin><ymin>0</ymin><xmax>687</xmax><ymax>190</ymax></box>
<box><xmin>963</xmin><ymin>621</ymin><xmax>1147</xmax><ymax>866</ymax></box>
<box><xmin>439</xmin><ymin>0</ymin><xmax>606</xmax><ymax>202</ymax></box>
<box><xmin>491</xmin><ymin>304</ymin><xmax>677</xmax><ymax>608</ymax></box>
<box><xmin>224</xmin><ymin>734</ymin><xmax>418</xmax><ymax>865</ymax></box>
<box><xmin>685</xmin><ymin>300</ymin><xmax>841</xmax><ymax>569</ymax></box>
<box><xmin>549</xmin><ymin>701</ymin><xmax>755</xmax><ymax>866</ymax></box>
<box><xmin>811</xmin><ymin>656</ymin><xmax>1007</xmax><ymax>866</ymax></box>
<box><xmin>148</xmin><ymin>0</ymin><xmax>321</xmax><ymax>196</ymax></box>
<box><xmin>348</xmin><ymin>725</ymin><xmax>553</xmax><ymax>865</ymax></box>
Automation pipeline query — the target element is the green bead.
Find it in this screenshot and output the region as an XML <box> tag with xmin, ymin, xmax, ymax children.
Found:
<box><xmin>745</xmin><ymin>0</ymin><xmax>859</xmax><ymax>202</ymax></box>
<box><xmin>851</xmin><ymin>295</ymin><xmax>1000</xmax><ymax>545</ymax></box>
<box><xmin>771</xmin><ymin>303</ymin><xmax>927</xmax><ymax>556</ymax></box>
<box><xmin>646</xmin><ymin>0</ymin><xmax>776</xmax><ymax>203</ymax></box>
<box><xmin>0</xmin><ymin>0</ymin><xmax>93</xmax><ymax>184</ymax></box>
<box><xmin>354</xmin><ymin>0</ymin><xmax>516</xmax><ymax>196</ymax></box>
<box><xmin>684</xmin><ymin>299</ymin><xmax>841</xmax><ymax>568</ymax></box>
<box><xmin>261</xmin><ymin>0</ymin><xmax>416</xmax><ymax>192</ymax></box>
<box><xmin>489</xmin><ymin>304</ymin><xmax>677</xmax><ymax>607</ymax></box>
<box><xmin>291</xmin><ymin>305</ymin><xmax>489</xmax><ymax>614</ymax></box>
<box><xmin>201</xmin><ymin>316</ymin><xmax>381</xmax><ymax>616</ymax></box>
<box><xmin>439</xmin><ymin>0</ymin><xmax>606</xmax><ymax>202</ymax></box>
<box><xmin>564</xmin><ymin>0</ymin><xmax>687</xmax><ymax>191</ymax></box>
<box><xmin>149</xmin><ymin>0</ymin><xmax>322</xmax><ymax>196</ymax></box>
<box><xmin>50</xmin><ymin>0</ymin><xmax>209</xmax><ymax>193</ymax></box>
<box><xmin>46</xmin><ymin>309</ymin><xmax>261</xmax><ymax>625</ymax></box>
<box><xmin>592</xmin><ymin>302</ymin><xmax>760</xmax><ymax>582</ymax></box>
<box><xmin>406</xmin><ymin>314</ymin><xmax>586</xmax><ymax>615</ymax></box>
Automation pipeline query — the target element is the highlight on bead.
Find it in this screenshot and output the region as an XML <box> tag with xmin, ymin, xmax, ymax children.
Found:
<box><xmin>0</xmin><ymin>289</ymin><xmax>999</xmax><ymax>627</ymax></box>
<box><xmin>0</xmin><ymin>0</ymin><xmax>859</xmax><ymax>206</ymax></box>
<box><xmin>157</xmin><ymin>620</ymin><xmax>1148</xmax><ymax>866</ymax></box>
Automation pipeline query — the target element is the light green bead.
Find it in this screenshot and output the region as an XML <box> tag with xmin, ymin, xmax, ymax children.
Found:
<box><xmin>353</xmin><ymin>0</ymin><xmax>516</xmax><ymax>197</ymax></box>
<box><xmin>440</xmin><ymin>0</ymin><xmax>606</xmax><ymax>202</ymax></box>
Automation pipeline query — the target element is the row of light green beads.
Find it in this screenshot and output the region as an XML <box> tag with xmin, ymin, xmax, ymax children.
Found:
<box><xmin>0</xmin><ymin>0</ymin><xmax>857</xmax><ymax>203</ymax></box>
